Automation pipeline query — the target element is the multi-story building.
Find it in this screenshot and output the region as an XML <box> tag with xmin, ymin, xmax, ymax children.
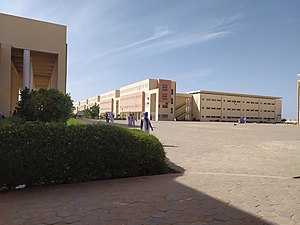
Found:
<box><xmin>75</xmin><ymin>81</ymin><xmax>282</xmax><ymax>123</ymax></box>
<box><xmin>99</xmin><ymin>90</ymin><xmax>120</xmax><ymax>116</ymax></box>
<box><xmin>73</xmin><ymin>96</ymin><xmax>100</xmax><ymax>115</ymax></box>
<box><xmin>0</xmin><ymin>13</ymin><xmax>67</xmax><ymax>117</ymax></box>
<box><xmin>119</xmin><ymin>79</ymin><xmax>176</xmax><ymax>121</ymax></box>
<box><xmin>175</xmin><ymin>90</ymin><xmax>282</xmax><ymax>123</ymax></box>
<box><xmin>74</xmin><ymin>79</ymin><xmax>176</xmax><ymax>121</ymax></box>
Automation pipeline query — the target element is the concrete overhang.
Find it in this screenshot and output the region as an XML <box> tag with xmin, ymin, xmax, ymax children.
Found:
<box><xmin>11</xmin><ymin>47</ymin><xmax>58</xmax><ymax>88</ymax></box>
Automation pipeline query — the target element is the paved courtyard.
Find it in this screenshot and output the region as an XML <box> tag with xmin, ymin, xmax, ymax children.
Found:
<box><xmin>0</xmin><ymin>121</ymin><xmax>299</xmax><ymax>225</ymax></box>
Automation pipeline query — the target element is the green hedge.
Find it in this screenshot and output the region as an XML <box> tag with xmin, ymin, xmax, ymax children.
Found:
<box><xmin>0</xmin><ymin>123</ymin><xmax>167</xmax><ymax>189</ymax></box>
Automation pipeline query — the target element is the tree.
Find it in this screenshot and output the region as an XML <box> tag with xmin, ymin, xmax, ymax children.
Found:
<box><xmin>16</xmin><ymin>88</ymin><xmax>74</xmax><ymax>123</ymax></box>
<box><xmin>83</xmin><ymin>105</ymin><xmax>99</xmax><ymax>119</ymax></box>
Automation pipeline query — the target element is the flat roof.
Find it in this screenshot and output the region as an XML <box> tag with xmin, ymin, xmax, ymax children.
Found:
<box><xmin>187</xmin><ymin>90</ymin><xmax>282</xmax><ymax>99</ymax></box>
<box><xmin>0</xmin><ymin>12</ymin><xmax>66</xmax><ymax>28</ymax></box>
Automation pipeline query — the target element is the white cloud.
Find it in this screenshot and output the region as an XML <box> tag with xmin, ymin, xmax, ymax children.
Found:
<box><xmin>86</xmin><ymin>13</ymin><xmax>241</xmax><ymax>60</ymax></box>
<box><xmin>88</xmin><ymin>25</ymin><xmax>172</xmax><ymax>60</ymax></box>
<box><xmin>130</xmin><ymin>31</ymin><xmax>230</xmax><ymax>55</ymax></box>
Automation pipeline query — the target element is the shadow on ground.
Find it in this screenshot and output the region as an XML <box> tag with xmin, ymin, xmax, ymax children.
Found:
<box><xmin>0</xmin><ymin>173</ymin><xmax>272</xmax><ymax>225</ymax></box>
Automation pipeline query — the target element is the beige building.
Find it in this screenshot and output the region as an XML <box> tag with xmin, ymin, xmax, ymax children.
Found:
<box><xmin>119</xmin><ymin>79</ymin><xmax>176</xmax><ymax>121</ymax></box>
<box><xmin>99</xmin><ymin>90</ymin><xmax>120</xmax><ymax>116</ymax></box>
<box><xmin>74</xmin><ymin>78</ymin><xmax>176</xmax><ymax>121</ymax></box>
<box><xmin>176</xmin><ymin>90</ymin><xmax>282</xmax><ymax>123</ymax></box>
<box><xmin>73</xmin><ymin>96</ymin><xmax>100</xmax><ymax>114</ymax></box>
<box><xmin>0</xmin><ymin>13</ymin><xmax>67</xmax><ymax>117</ymax></box>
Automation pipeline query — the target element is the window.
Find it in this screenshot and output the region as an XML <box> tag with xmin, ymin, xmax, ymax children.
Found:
<box><xmin>171</xmin><ymin>98</ymin><xmax>173</xmax><ymax>104</ymax></box>
<box><xmin>162</xmin><ymin>103</ymin><xmax>168</xmax><ymax>108</ymax></box>
<box><xmin>171</xmin><ymin>108</ymin><xmax>173</xmax><ymax>113</ymax></box>
<box><xmin>171</xmin><ymin>89</ymin><xmax>174</xmax><ymax>95</ymax></box>
<box><xmin>161</xmin><ymin>114</ymin><xmax>168</xmax><ymax>118</ymax></box>
<box><xmin>162</xmin><ymin>94</ymin><xmax>168</xmax><ymax>100</ymax></box>
<box><xmin>162</xmin><ymin>85</ymin><xmax>168</xmax><ymax>91</ymax></box>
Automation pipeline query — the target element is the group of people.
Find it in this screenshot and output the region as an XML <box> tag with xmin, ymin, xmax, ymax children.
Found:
<box><xmin>105</xmin><ymin>113</ymin><xmax>114</xmax><ymax>123</ymax></box>
<box><xmin>105</xmin><ymin>111</ymin><xmax>153</xmax><ymax>133</ymax></box>
<box><xmin>127</xmin><ymin>113</ymin><xmax>136</xmax><ymax>127</ymax></box>
<box><xmin>127</xmin><ymin>112</ymin><xmax>153</xmax><ymax>133</ymax></box>
<box><xmin>238</xmin><ymin>117</ymin><xmax>246</xmax><ymax>124</ymax></box>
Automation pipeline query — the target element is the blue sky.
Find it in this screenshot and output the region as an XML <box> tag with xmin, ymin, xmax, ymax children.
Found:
<box><xmin>1</xmin><ymin>0</ymin><xmax>300</xmax><ymax>119</ymax></box>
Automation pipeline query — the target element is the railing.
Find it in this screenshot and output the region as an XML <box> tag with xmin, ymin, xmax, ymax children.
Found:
<box><xmin>175</xmin><ymin>102</ymin><xmax>186</xmax><ymax>110</ymax></box>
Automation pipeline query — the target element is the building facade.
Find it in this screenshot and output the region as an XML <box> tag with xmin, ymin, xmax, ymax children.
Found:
<box><xmin>119</xmin><ymin>79</ymin><xmax>176</xmax><ymax>121</ymax></box>
<box><xmin>0</xmin><ymin>13</ymin><xmax>67</xmax><ymax>117</ymax></box>
<box><xmin>99</xmin><ymin>90</ymin><xmax>120</xmax><ymax>116</ymax></box>
<box><xmin>74</xmin><ymin>78</ymin><xmax>176</xmax><ymax>121</ymax></box>
<box><xmin>73</xmin><ymin>96</ymin><xmax>100</xmax><ymax>115</ymax></box>
<box><xmin>175</xmin><ymin>90</ymin><xmax>282</xmax><ymax>123</ymax></box>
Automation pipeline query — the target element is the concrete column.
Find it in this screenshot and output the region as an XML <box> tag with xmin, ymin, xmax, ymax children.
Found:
<box><xmin>23</xmin><ymin>49</ymin><xmax>32</xmax><ymax>89</ymax></box>
<box><xmin>155</xmin><ymin>91</ymin><xmax>159</xmax><ymax>121</ymax></box>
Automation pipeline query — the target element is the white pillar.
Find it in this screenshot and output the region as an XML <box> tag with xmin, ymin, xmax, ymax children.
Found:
<box><xmin>155</xmin><ymin>91</ymin><xmax>159</xmax><ymax>121</ymax></box>
<box><xmin>23</xmin><ymin>49</ymin><xmax>32</xmax><ymax>89</ymax></box>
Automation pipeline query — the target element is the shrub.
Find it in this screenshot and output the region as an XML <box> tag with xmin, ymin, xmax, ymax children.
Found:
<box><xmin>0</xmin><ymin>116</ymin><xmax>25</xmax><ymax>126</ymax></box>
<box><xmin>16</xmin><ymin>88</ymin><xmax>74</xmax><ymax>123</ymax></box>
<box><xmin>0</xmin><ymin>123</ymin><xmax>167</xmax><ymax>189</ymax></box>
<box><xmin>83</xmin><ymin>105</ymin><xmax>100</xmax><ymax>119</ymax></box>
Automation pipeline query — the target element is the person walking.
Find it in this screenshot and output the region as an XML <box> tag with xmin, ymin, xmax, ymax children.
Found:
<box><xmin>110</xmin><ymin>114</ymin><xmax>114</xmax><ymax>123</ymax></box>
<box><xmin>140</xmin><ymin>112</ymin><xmax>153</xmax><ymax>133</ymax></box>
<box><xmin>128</xmin><ymin>113</ymin><xmax>133</xmax><ymax>127</ymax></box>
<box><xmin>132</xmin><ymin>113</ymin><xmax>136</xmax><ymax>126</ymax></box>
<box><xmin>105</xmin><ymin>113</ymin><xmax>109</xmax><ymax>123</ymax></box>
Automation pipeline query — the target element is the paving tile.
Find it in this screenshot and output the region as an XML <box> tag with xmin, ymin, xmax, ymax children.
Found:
<box><xmin>44</xmin><ymin>216</ymin><xmax>62</xmax><ymax>224</ymax></box>
<box><xmin>1</xmin><ymin>122</ymin><xmax>300</xmax><ymax>225</ymax></box>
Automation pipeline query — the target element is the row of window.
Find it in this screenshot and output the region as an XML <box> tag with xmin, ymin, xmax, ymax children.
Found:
<box><xmin>121</xmin><ymin>95</ymin><xmax>142</xmax><ymax>100</ymax></box>
<box><xmin>203</xmin><ymin>107</ymin><xmax>275</xmax><ymax>113</ymax></box>
<box><xmin>162</xmin><ymin>85</ymin><xmax>168</xmax><ymax>91</ymax></box>
<box><xmin>204</xmin><ymin>115</ymin><xmax>275</xmax><ymax>120</ymax></box>
<box><xmin>203</xmin><ymin>98</ymin><xmax>275</xmax><ymax>105</ymax></box>
<box><xmin>101</xmin><ymin>92</ymin><xmax>116</xmax><ymax>99</ymax></box>
<box><xmin>120</xmin><ymin>104</ymin><xmax>142</xmax><ymax>109</ymax></box>
<box><xmin>162</xmin><ymin>93</ymin><xmax>168</xmax><ymax>100</ymax></box>
<box><xmin>158</xmin><ymin>114</ymin><xmax>169</xmax><ymax>118</ymax></box>
<box><xmin>120</xmin><ymin>83</ymin><xmax>149</xmax><ymax>95</ymax></box>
